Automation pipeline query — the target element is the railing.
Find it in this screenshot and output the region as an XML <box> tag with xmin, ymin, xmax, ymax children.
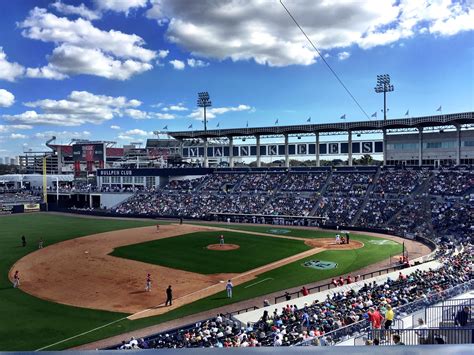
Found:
<box><xmin>274</xmin><ymin>264</ymin><xmax>404</xmax><ymax>304</ymax></box>
<box><xmin>295</xmin><ymin>280</ymin><xmax>474</xmax><ymax>346</ymax></box>
<box><xmin>356</xmin><ymin>327</ymin><xmax>473</xmax><ymax>345</ymax></box>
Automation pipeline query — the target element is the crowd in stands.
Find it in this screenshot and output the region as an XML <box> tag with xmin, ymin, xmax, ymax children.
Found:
<box><xmin>316</xmin><ymin>197</ymin><xmax>362</xmax><ymax>226</ymax></box>
<box><xmin>374</xmin><ymin>169</ymin><xmax>429</xmax><ymax>196</ymax></box>
<box><xmin>263</xmin><ymin>193</ymin><xmax>317</xmax><ymax>216</ymax></box>
<box><xmin>114</xmin><ymin>240</ymin><xmax>472</xmax><ymax>349</ymax></box>
<box><xmin>201</xmin><ymin>173</ymin><xmax>245</xmax><ymax>191</ymax></box>
<box><xmin>429</xmin><ymin>170</ymin><xmax>473</xmax><ymax>196</ymax></box>
<box><xmin>237</xmin><ymin>173</ymin><xmax>286</xmax><ymax>192</ymax></box>
<box><xmin>431</xmin><ymin>201</ymin><xmax>473</xmax><ymax>241</ymax></box>
<box><xmin>326</xmin><ymin>173</ymin><xmax>373</xmax><ymax>197</ymax></box>
<box><xmin>0</xmin><ymin>190</ymin><xmax>42</xmax><ymax>204</ymax></box>
<box><xmin>110</xmin><ymin>167</ymin><xmax>472</xmax><ymax>241</ymax></box>
<box><xmin>358</xmin><ymin>199</ymin><xmax>405</xmax><ymax>229</ymax></box>
<box><xmin>280</xmin><ymin>173</ymin><xmax>328</xmax><ymax>191</ymax></box>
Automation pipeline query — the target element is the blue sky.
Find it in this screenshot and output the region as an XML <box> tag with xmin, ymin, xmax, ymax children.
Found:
<box><xmin>0</xmin><ymin>0</ymin><xmax>473</xmax><ymax>156</ymax></box>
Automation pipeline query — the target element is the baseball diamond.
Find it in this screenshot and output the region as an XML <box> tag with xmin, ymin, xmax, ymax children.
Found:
<box><xmin>1</xmin><ymin>2</ymin><xmax>473</xmax><ymax>351</ymax></box>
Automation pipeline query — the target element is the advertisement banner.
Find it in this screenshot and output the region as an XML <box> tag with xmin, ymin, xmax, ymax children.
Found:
<box><xmin>23</xmin><ymin>203</ymin><xmax>40</xmax><ymax>213</ymax></box>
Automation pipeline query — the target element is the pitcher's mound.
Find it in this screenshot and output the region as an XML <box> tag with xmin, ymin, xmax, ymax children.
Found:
<box><xmin>305</xmin><ymin>238</ymin><xmax>364</xmax><ymax>250</ymax></box>
<box><xmin>207</xmin><ymin>244</ymin><xmax>240</xmax><ymax>251</ymax></box>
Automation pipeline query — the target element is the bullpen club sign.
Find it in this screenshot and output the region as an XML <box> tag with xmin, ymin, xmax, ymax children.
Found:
<box><xmin>303</xmin><ymin>260</ymin><xmax>338</xmax><ymax>270</ymax></box>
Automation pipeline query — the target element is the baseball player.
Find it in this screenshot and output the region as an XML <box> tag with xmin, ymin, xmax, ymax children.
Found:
<box><xmin>13</xmin><ymin>270</ymin><xmax>20</xmax><ymax>288</ymax></box>
<box><xmin>219</xmin><ymin>234</ymin><xmax>225</xmax><ymax>246</ymax></box>
<box><xmin>145</xmin><ymin>273</ymin><xmax>152</xmax><ymax>292</ymax></box>
<box><xmin>226</xmin><ymin>279</ymin><xmax>233</xmax><ymax>298</ymax></box>
<box><xmin>38</xmin><ymin>237</ymin><xmax>44</xmax><ymax>249</ymax></box>
<box><xmin>335</xmin><ymin>233</ymin><xmax>341</xmax><ymax>245</ymax></box>
<box><xmin>156</xmin><ymin>224</ymin><xmax>160</xmax><ymax>233</ymax></box>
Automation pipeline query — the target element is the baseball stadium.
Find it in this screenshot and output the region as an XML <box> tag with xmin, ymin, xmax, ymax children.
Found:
<box><xmin>0</xmin><ymin>1</ymin><xmax>473</xmax><ymax>354</ymax></box>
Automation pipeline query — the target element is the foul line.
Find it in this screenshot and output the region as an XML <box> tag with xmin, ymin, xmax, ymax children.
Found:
<box><xmin>35</xmin><ymin>305</ymin><xmax>155</xmax><ymax>351</ymax></box>
<box><xmin>244</xmin><ymin>277</ymin><xmax>273</xmax><ymax>289</ymax></box>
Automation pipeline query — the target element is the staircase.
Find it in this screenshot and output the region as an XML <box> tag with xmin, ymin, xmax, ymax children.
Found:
<box><xmin>351</xmin><ymin>167</ymin><xmax>381</xmax><ymax>225</ymax></box>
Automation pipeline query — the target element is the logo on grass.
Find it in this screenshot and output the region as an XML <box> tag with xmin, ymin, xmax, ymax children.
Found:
<box><xmin>368</xmin><ymin>240</ymin><xmax>398</xmax><ymax>246</ymax></box>
<box><xmin>302</xmin><ymin>260</ymin><xmax>338</xmax><ymax>270</ymax></box>
<box><xmin>267</xmin><ymin>229</ymin><xmax>291</xmax><ymax>234</ymax></box>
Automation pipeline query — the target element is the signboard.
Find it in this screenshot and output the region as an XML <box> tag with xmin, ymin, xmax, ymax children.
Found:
<box><xmin>180</xmin><ymin>140</ymin><xmax>383</xmax><ymax>157</ymax></box>
<box><xmin>23</xmin><ymin>203</ymin><xmax>40</xmax><ymax>213</ymax></box>
<box><xmin>73</xmin><ymin>143</ymin><xmax>105</xmax><ymax>162</ymax></box>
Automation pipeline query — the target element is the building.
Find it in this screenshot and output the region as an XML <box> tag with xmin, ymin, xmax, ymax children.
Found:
<box><xmin>167</xmin><ymin>111</ymin><xmax>474</xmax><ymax>167</ymax></box>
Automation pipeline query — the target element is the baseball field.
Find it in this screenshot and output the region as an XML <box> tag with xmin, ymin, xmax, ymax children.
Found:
<box><xmin>0</xmin><ymin>213</ymin><xmax>427</xmax><ymax>350</ymax></box>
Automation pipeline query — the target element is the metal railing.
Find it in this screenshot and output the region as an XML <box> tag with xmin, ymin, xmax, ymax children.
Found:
<box><xmin>295</xmin><ymin>280</ymin><xmax>473</xmax><ymax>346</ymax></box>
<box><xmin>356</xmin><ymin>327</ymin><xmax>473</xmax><ymax>345</ymax></box>
<box><xmin>274</xmin><ymin>264</ymin><xmax>404</xmax><ymax>304</ymax></box>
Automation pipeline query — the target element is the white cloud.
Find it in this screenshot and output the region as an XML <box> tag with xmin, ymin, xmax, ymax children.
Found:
<box><xmin>337</xmin><ymin>51</ymin><xmax>351</xmax><ymax>61</ymax></box>
<box><xmin>19</xmin><ymin>7</ymin><xmax>156</xmax><ymax>80</ymax></box>
<box><xmin>0</xmin><ymin>124</ymin><xmax>33</xmax><ymax>133</ymax></box>
<box><xmin>188</xmin><ymin>104</ymin><xmax>252</xmax><ymax>120</ymax></box>
<box><xmin>3</xmin><ymin>90</ymin><xmax>141</xmax><ymax>126</ymax></box>
<box><xmin>123</xmin><ymin>129</ymin><xmax>153</xmax><ymax>137</ymax></box>
<box><xmin>187</xmin><ymin>58</ymin><xmax>209</xmax><ymax>68</ymax></box>
<box><xmin>51</xmin><ymin>1</ymin><xmax>101</xmax><ymax>21</ymax></box>
<box><xmin>125</xmin><ymin>108</ymin><xmax>151</xmax><ymax>120</ymax></box>
<box><xmin>158</xmin><ymin>50</ymin><xmax>169</xmax><ymax>58</ymax></box>
<box><xmin>162</xmin><ymin>103</ymin><xmax>188</xmax><ymax>112</ymax></box>
<box><xmin>0</xmin><ymin>48</ymin><xmax>25</xmax><ymax>82</ymax></box>
<box><xmin>34</xmin><ymin>130</ymin><xmax>91</xmax><ymax>139</ymax></box>
<box><xmin>94</xmin><ymin>0</ymin><xmax>148</xmax><ymax>15</ymax></box>
<box><xmin>0</xmin><ymin>89</ymin><xmax>15</xmax><ymax>107</ymax></box>
<box><xmin>169</xmin><ymin>59</ymin><xmax>185</xmax><ymax>70</ymax></box>
<box><xmin>154</xmin><ymin>112</ymin><xmax>175</xmax><ymax>120</ymax></box>
<box><xmin>10</xmin><ymin>133</ymin><xmax>28</xmax><ymax>139</ymax></box>
<box><xmin>110</xmin><ymin>125</ymin><xmax>121</xmax><ymax>130</ymax></box>
<box><xmin>146</xmin><ymin>0</ymin><xmax>474</xmax><ymax>67</ymax></box>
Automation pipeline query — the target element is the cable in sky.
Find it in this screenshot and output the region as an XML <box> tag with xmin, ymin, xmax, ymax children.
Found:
<box><xmin>279</xmin><ymin>0</ymin><xmax>371</xmax><ymax>120</ymax></box>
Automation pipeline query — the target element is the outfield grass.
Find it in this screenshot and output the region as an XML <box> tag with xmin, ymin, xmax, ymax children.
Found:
<box><xmin>0</xmin><ymin>214</ymin><xmax>157</xmax><ymax>351</ymax></box>
<box><xmin>0</xmin><ymin>214</ymin><xmax>402</xmax><ymax>350</ymax></box>
<box><xmin>111</xmin><ymin>231</ymin><xmax>311</xmax><ymax>274</ymax></box>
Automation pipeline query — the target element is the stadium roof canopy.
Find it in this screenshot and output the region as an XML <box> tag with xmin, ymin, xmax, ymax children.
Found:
<box><xmin>167</xmin><ymin>111</ymin><xmax>473</xmax><ymax>139</ymax></box>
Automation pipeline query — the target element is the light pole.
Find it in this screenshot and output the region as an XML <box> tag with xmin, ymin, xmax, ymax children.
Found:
<box><xmin>374</xmin><ymin>74</ymin><xmax>394</xmax><ymax>121</ymax></box>
<box><xmin>197</xmin><ymin>92</ymin><xmax>212</xmax><ymax>167</ymax></box>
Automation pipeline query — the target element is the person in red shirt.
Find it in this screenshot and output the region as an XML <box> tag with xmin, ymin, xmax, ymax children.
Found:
<box><xmin>346</xmin><ymin>275</ymin><xmax>353</xmax><ymax>284</ymax></box>
<box><xmin>368</xmin><ymin>307</ymin><xmax>384</xmax><ymax>329</ymax></box>
<box><xmin>338</xmin><ymin>276</ymin><xmax>344</xmax><ymax>286</ymax></box>
<box><xmin>331</xmin><ymin>278</ymin><xmax>338</xmax><ymax>288</ymax></box>
<box><xmin>301</xmin><ymin>286</ymin><xmax>310</xmax><ymax>296</ymax></box>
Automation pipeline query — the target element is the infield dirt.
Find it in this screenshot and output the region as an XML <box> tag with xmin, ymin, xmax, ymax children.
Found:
<box><xmin>9</xmin><ymin>224</ymin><xmax>399</xmax><ymax>319</ymax></box>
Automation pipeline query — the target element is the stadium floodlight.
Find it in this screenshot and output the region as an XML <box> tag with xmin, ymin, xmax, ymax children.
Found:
<box><xmin>374</xmin><ymin>74</ymin><xmax>394</xmax><ymax>121</ymax></box>
<box><xmin>197</xmin><ymin>92</ymin><xmax>212</xmax><ymax>133</ymax></box>
<box><xmin>197</xmin><ymin>92</ymin><xmax>212</xmax><ymax>167</ymax></box>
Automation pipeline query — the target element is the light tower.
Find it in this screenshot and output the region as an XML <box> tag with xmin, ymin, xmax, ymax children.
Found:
<box><xmin>374</xmin><ymin>74</ymin><xmax>394</xmax><ymax>121</ymax></box>
<box><xmin>197</xmin><ymin>92</ymin><xmax>212</xmax><ymax>167</ymax></box>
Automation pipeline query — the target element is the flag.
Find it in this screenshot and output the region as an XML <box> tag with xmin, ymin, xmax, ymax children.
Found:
<box><xmin>162</xmin><ymin>125</ymin><xmax>168</xmax><ymax>130</ymax></box>
<box><xmin>216</xmin><ymin>122</ymin><xmax>220</xmax><ymax>128</ymax></box>
<box><xmin>307</xmin><ymin>117</ymin><xmax>311</xmax><ymax>122</ymax></box>
<box><xmin>188</xmin><ymin>124</ymin><xmax>193</xmax><ymax>129</ymax></box>
<box><xmin>275</xmin><ymin>118</ymin><xmax>279</xmax><ymax>124</ymax></box>
<box><xmin>436</xmin><ymin>105</ymin><xmax>442</xmax><ymax>112</ymax></box>
<box><xmin>405</xmin><ymin>110</ymin><xmax>409</xmax><ymax>116</ymax></box>
<box><xmin>371</xmin><ymin>112</ymin><xmax>377</xmax><ymax>118</ymax></box>
<box><xmin>246</xmin><ymin>121</ymin><xmax>249</xmax><ymax>128</ymax></box>
<box><xmin>340</xmin><ymin>114</ymin><xmax>346</xmax><ymax>120</ymax></box>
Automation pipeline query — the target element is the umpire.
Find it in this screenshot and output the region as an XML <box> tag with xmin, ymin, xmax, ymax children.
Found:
<box><xmin>165</xmin><ymin>285</ymin><xmax>173</xmax><ymax>306</ymax></box>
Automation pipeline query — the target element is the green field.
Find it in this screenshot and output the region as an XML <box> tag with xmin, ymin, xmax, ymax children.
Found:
<box><xmin>111</xmin><ymin>231</ymin><xmax>311</xmax><ymax>274</ymax></box>
<box><xmin>0</xmin><ymin>213</ymin><xmax>402</xmax><ymax>350</ymax></box>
